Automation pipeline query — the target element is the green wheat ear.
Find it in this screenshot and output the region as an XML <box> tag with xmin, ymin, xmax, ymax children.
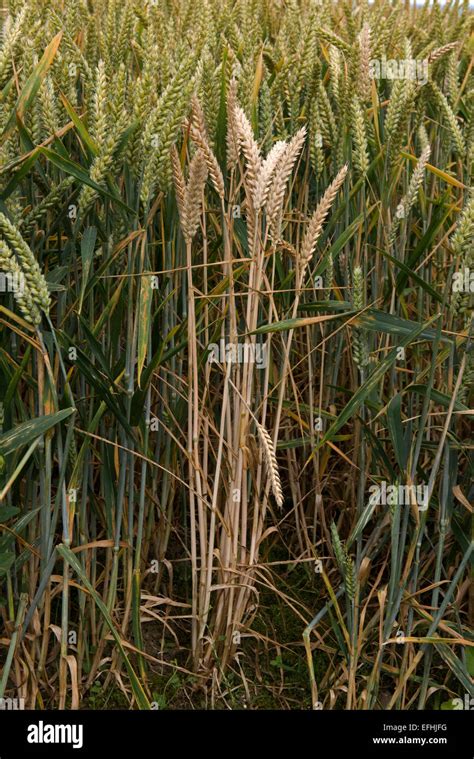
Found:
<box><xmin>0</xmin><ymin>213</ymin><xmax>50</xmax><ymax>317</ymax></box>
<box><xmin>0</xmin><ymin>241</ymin><xmax>41</xmax><ymax>324</ymax></box>
<box><xmin>330</xmin><ymin>522</ymin><xmax>356</xmax><ymax>601</ymax></box>
<box><xmin>330</xmin><ymin>522</ymin><xmax>345</xmax><ymax>570</ymax></box>
<box><xmin>450</xmin><ymin>191</ymin><xmax>474</xmax><ymax>315</ymax></box>
<box><xmin>352</xmin><ymin>266</ymin><xmax>369</xmax><ymax>369</ymax></box>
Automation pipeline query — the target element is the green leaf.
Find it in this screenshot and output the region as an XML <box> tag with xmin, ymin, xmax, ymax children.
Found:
<box><xmin>137</xmin><ymin>274</ymin><xmax>153</xmax><ymax>388</ymax></box>
<box><xmin>387</xmin><ymin>394</ymin><xmax>408</xmax><ymax>471</ymax></box>
<box><xmin>0</xmin><ymin>551</ymin><xmax>15</xmax><ymax>575</ymax></box>
<box><xmin>467</xmin><ymin>647</ymin><xmax>474</xmax><ymax>678</ymax></box>
<box><xmin>59</xmin><ymin>91</ymin><xmax>98</xmax><ymax>157</ymax></box>
<box><xmin>0</xmin><ymin>506</ymin><xmax>20</xmax><ymax>522</ymax></box>
<box><xmin>407</xmin><ymin>384</ymin><xmax>469</xmax><ymax>411</ymax></box>
<box><xmin>1</xmin><ymin>150</ymin><xmax>41</xmax><ymax>200</ymax></box>
<box><xmin>252</xmin><ymin>311</ymin><xmax>356</xmax><ymax>335</ymax></box>
<box><xmin>356</xmin><ymin>310</ymin><xmax>447</xmax><ymax>342</ymax></box>
<box><xmin>0</xmin><ymin>409</ymin><xmax>75</xmax><ymax>456</ymax></box>
<box><xmin>435</xmin><ymin>645</ymin><xmax>474</xmax><ymax>696</ymax></box>
<box><xmin>78</xmin><ymin>226</ymin><xmax>97</xmax><ymax>314</ymax></box>
<box><xmin>379</xmin><ymin>248</ymin><xmax>443</xmax><ymax>303</ymax></box>
<box><xmin>38</xmin><ymin>148</ymin><xmax>134</xmax><ymax>213</ymax></box>
<box><xmin>300</xmin><ymin>300</ymin><xmax>353</xmax><ymax>312</ymax></box>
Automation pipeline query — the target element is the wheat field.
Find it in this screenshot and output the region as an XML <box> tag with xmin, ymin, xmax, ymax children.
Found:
<box><xmin>0</xmin><ymin>0</ymin><xmax>472</xmax><ymax>712</ymax></box>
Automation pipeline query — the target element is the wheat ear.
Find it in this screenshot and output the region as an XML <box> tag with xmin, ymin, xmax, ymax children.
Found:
<box><xmin>226</xmin><ymin>78</ymin><xmax>241</xmax><ymax>170</ymax></box>
<box><xmin>234</xmin><ymin>105</ymin><xmax>262</xmax><ymax>198</ymax></box>
<box><xmin>358</xmin><ymin>23</ymin><xmax>372</xmax><ymax>102</ymax></box>
<box><xmin>171</xmin><ymin>145</ymin><xmax>186</xmax><ymax>221</ymax></box>
<box><xmin>253</xmin><ymin>140</ymin><xmax>287</xmax><ymax>210</ymax></box>
<box><xmin>428</xmin><ymin>42</ymin><xmax>458</xmax><ymax>65</ymax></box>
<box><xmin>190</xmin><ymin>95</ymin><xmax>225</xmax><ymax>199</ymax></box>
<box><xmin>265</xmin><ymin>127</ymin><xmax>306</xmax><ymax>240</ymax></box>
<box><xmin>182</xmin><ymin>150</ymin><xmax>208</xmax><ymax>242</ymax></box>
<box><xmin>256</xmin><ymin>422</ymin><xmax>284</xmax><ymax>509</ymax></box>
<box><xmin>300</xmin><ymin>165</ymin><xmax>348</xmax><ymax>263</ymax></box>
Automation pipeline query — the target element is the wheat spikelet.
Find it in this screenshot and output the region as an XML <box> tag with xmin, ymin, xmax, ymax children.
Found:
<box><xmin>20</xmin><ymin>177</ymin><xmax>74</xmax><ymax>235</ymax></box>
<box><xmin>451</xmin><ymin>190</ymin><xmax>474</xmax><ymax>260</ymax></box>
<box><xmin>343</xmin><ymin>554</ymin><xmax>356</xmax><ymax>600</ymax></box>
<box><xmin>190</xmin><ymin>94</ymin><xmax>209</xmax><ymax>142</ymax></box>
<box><xmin>190</xmin><ymin>96</ymin><xmax>225</xmax><ymax>200</ymax></box>
<box><xmin>316</xmin><ymin>26</ymin><xmax>350</xmax><ymax>53</ymax></box>
<box><xmin>418</xmin><ymin>124</ymin><xmax>429</xmax><ymax>152</ymax></box>
<box><xmin>330</xmin><ymin>522</ymin><xmax>356</xmax><ymax>598</ymax></box>
<box><xmin>182</xmin><ymin>150</ymin><xmax>208</xmax><ymax>242</ymax></box>
<box><xmin>256</xmin><ymin>422</ymin><xmax>283</xmax><ymax>509</ymax></box>
<box><xmin>351</xmin><ymin>98</ymin><xmax>369</xmax><ymax>178</ymax></box>
<box><xmin>451</xmin><ymin>191</ymin><xmax>474</xmax><ymax>314</ymax></box>
<box><xmin>385</xmin><ymin>79</ymin><xmax>409</xmax><ymax>146</ymax></box>
<box><xmin>403</xmin><ymin>144</ymin><xmax>431</xmax><ymax>212</ymax></box>
<box><xmin>171</xmin><ymin>145</ymin><xmax>186</xmax><ymax>222</ymax></box>
<box><xmin>39</xmin><ymin>76</ymin><xmax>60</xmax><ymax>139</ymax></box>
<box><xmin>358</xmin><ymin>23</ymin><xmax>372</xmax><ymax>102</ymax></box>
<box><xmin>116</xmin><ymin>1</ymin><xmax>134</xmax><ymax>64</ymax></box>
<box><xmin>91</xmin><ymin>60</ymin><xmax>109</xmax><ymax>149</ymax></box>
<box><xmin>447</xmin><ymin>53</ymin><xmax>459</xmax><ymax>103</ymax></box>
<box><xmin>141</xmin><ymin>55</ymin><xmax>202</xmax><ymax>201</ymax></box>
<box><xmin>429</xmin><ymin>81</ymin><xmax>465</xmax><ymax>156</ymax></box>
<box><xmin>265</xmin><ymin>127</ymin><xmax>306</xmax><ymax>240</ymax></box>
<box><xmin>352</xmin><ymin>265</ymin><xmax>365</xmax><ymax>312</ymax></box>
<box><xmin>318</xmin><ymin>81</ymin><xmax>337</xmax><ymax>144</ymax></box>
<box><xmin>259</xmin><ymin>78</ymin><xmax>273</xmax><ymax>153</ymax></box>
<box><xmin>226</xmin><ymin>78</ymin><xmax>241</xmax><ymax>170</ymax></box>
<box><xmin>111</xmin><ymin>63</ymin><xmax>128</xmax><ymax>127</ymax></box>
<box><xmin>0</xmin><ymin>212</ymin><xmax>50</xmax><ymax>314</ymax></box>
<box><xmin>428</xmin><ymin>41</ymin><xmax>458</xmax><ymax>65</ymax></box>
<box><xmin>234</xmin><ymin>105</ymin><xmax>262</xmax><ymax>198</ymax></box>
<box><xmin>309</xmin><ymin>104</ymin><xmax>325</xmax><ymax>177</ymax></box>
<box><xmin>200</xmin><ymin>51</ymin><xmax>220</xmax><ymax>137</ymax></box>
<box><xmin>0</xmin><ymin>6</ymin><xmax>27</xmax><ymax>86</ymax></box>
<box><xmin>352</xmin><ymin>266</ymin><xmax>369</xmax><ymax>368</ymax></box>
<box><xmin>300</xmin><ymin>165</ymin><xmax>348</xmax><ymax>263</ymax></box>
<box><xmin>330</xmin><ymin>522</ymin><xmax>345</xmax><ymax>569</ymax></box>
<box><xmin>79</xmin><ymin>125</ymin><xmax>123</xmax><ymax>215</ymax></box>
<box><xmin>253</xmin><ymin>140</ymin><xmax>287</xmax><ymax>210</ymax></box>
<box><xmin>0</xmin><ymin>240</ymin><xmax>41</xmax><ymax>324</ymax></box>
<box><xmin>328</xmin><ymin>45</ymin><xmax>341</xmax><ymax>106</ymax></box>
<box><xmin>388</xmin><ymin>144</ymin><xmax>431</xmax><ymax>246</ymax></box>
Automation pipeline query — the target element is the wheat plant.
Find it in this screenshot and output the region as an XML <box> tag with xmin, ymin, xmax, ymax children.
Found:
<box><xmin>0</xmin><ymin>0</ymin><xmax>472</xmax><ymax>712</ymax></box>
